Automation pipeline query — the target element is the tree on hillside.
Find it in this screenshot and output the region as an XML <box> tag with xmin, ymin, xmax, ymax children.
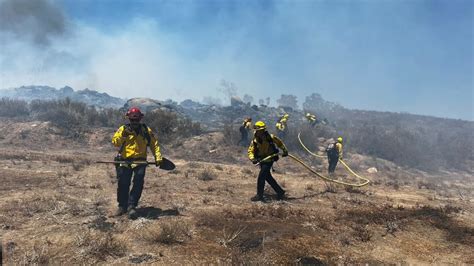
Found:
<box><xmin>277</xmin><ymin>94</ymin><xmax>298</xmax><ymax>109</ymax></box>
<box><xmin>243</xmin><ymin>94</ymin><xmax>254</xmax><ymax>105</ymax></box>
<box><xmin>303</xmin><ymin>92</ymin><xmax>343</xmax><ymax>113</ymax></box>
<box><xmin>303</xmin><ymin>93</ymin><xmax>324</xmax><ymax>111</ymax></box>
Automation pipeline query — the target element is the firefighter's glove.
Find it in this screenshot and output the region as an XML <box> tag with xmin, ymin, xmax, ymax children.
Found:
<box><xmin>282</xmin><ymin>150</ymin><xmax>289</xmax><ymax>157</ymax></box>
<box><xmin>251</xmin><ymin>159</ymin><xmax>258</xmax><ymax>165</ymax></box>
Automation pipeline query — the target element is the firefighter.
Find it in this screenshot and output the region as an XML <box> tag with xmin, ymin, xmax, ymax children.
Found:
<box><xmin>326</xmin><ymin>137</ymin><xmax>343</xmax><ymax>176</ymax></box>
<box><xmin>275</xmin><ymin>113</ymin><xmax>289</xmax><ymax>139</ymax></box>
<box><xmin>305</xmin><ymin>112</ymin><xmax>318</xmax><ymax>127</ymax></box>
<box><xmin>248</xmin><ymin>121</ymin><xmax>289</xmax><ymax>202</ymax></box>
<box><xmin>111</xmin><ymin>107</ymin><xmax>162</xmax><ymax>219</ymax></box>
<box><xmin>238</xmin><ymin>117</ymin><xmax>252</xmax><ymax>146</ymax></box>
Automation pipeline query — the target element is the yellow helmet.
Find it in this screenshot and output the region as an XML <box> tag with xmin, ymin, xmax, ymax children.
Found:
<box><xmin>254</xmin><ymin>121</ymin><xmax>266</xmax><ymax>131</ymax></box>
<box><xmin>306</xmin><ymin>113</ymin><xmax>311</xmax><ymax>117</ymax></box>
<box><xmin>283</xmin><ymin>113</ymin><xmax>289</xmax><ymax>118</ymax></box>
<box><xmin>337</xmin><ymin>136</ymin><xmax>343</xmax><ymax>143</ymax></box>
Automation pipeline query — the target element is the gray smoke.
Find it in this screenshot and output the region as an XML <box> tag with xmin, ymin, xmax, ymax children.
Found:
<box><xmin>0</xmin><ymin>0</ymin><xmax>68</xmax><ymax>46</ymax></box>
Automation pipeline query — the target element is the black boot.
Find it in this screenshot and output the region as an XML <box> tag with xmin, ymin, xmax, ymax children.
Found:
<box><xmin>251</xmin><ymin>195</ymin><xmax>265</xmax><ymax>202</ymax></box>
<box><xmin>277</xmin><ymin>191</ymin><xmax>287</xmax><ymax>201</ymax></box>
<box><xmin>127</xmin><ymin>206</ymin><xmax>138</xmax><ymax>220</ymax></box>
<box><xmin>114</xmin><ymin>206</ymin><xmax>127</xmax><ymax>217</ymax></box>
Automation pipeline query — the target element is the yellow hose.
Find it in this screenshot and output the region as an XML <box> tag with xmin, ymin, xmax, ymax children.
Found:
<box><xmin>258</xmin><ymin>152</ymin><xmax>370</xmax><ymax>187</ymax></box>
<box><xmin>297</xmin><ymin>132</ymin><xmax>326</xmax><ymax>158</ymax></box>
<box><xmin>296</xmin><ymin>132</ymin><xmax>371</xmax><ymax>187</ymax></box>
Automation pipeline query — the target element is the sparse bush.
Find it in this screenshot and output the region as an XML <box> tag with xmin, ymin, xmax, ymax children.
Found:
<box><xmin>75</xmin><ymin>231</ymin><xmax>126</xmax><ymax>261</ymax></box>
<box><xmin>0</xmin><ymin>98</ymin><xmax>29</xmax><ymax>117</ymax></box>
<box><xmin>222</xmin><ymin>124</ymin><xmax>241</xmax><ymax>146</ymax></box>
<box><xmin>384</xmin><ymin>220</ymin><xmax>399</xmax><ymax>235</ymax></box>
<box><xmin>143</xmin><ymin>109</ymin><xmax>201</xmax><ymax>143</ymax></box>
<box><xmin>217</xmin><ymin>226</ymin><xmax>246</xmax><ymax>247</ymax></box>
<box><xmin>197</xmin><ymin>168</ymin><xmax>217</xmax><ymax>181</ymax></box>
<box><xmin>353</xmin><ymin>225</ymin><xmax>372</xmax><ymax>242</ymax></box>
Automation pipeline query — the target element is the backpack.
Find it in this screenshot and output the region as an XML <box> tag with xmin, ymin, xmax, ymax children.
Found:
<box><xmin>253</xmin><ymin>133</ymin><xmax>279</xmax><ymax>161</ymax></box>
<box><xmin>326</xmin><ymin>142</ymin><xmax>338</xmax><ymax>157</ymax></box>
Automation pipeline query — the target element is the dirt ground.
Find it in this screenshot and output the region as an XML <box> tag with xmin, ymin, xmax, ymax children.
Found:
<box><xmin>0</xmin><ymin>122</ymin><xmax>473</xmax><ymax>264</ymax></box>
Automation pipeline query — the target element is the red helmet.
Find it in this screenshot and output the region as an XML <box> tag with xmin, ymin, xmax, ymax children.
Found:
<box><xmin>126</xmin><ymin>107</ymin><xmax>144</xmax><ymax>120</ymax></box>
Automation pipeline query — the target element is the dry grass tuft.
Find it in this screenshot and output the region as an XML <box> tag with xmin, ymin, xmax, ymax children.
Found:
<box><xmin>140</xmin><ymin>219</ymin><xmax>193</xmax><ymax>245</ymax></box>
<box><xmin>19</xmin><ymin>242</ymin><xmax>53</xmax><ymax>265</ymax></box>
<box><xmin>324</xmin><ymin>182</ymin><xmax>337</xmax><ymax>193</ymax></box>
<box><xmin>196</xmin><ymin>168</ymin><xmax>217</xmax><ymax>181</ymax></box>
<box><xmin>217</xmin><ymin>225</ymin><xmax>247</xmax><ymax>247</ymax></box>
<box><xmin>74</xmin><ymin>230</ymin><xmax>127</xmax><ymax>261</ymax></box>
<box><xmin>352</xmin><ymin>225</ymin><xmax>372</xmax><ymax>242</ymax></box>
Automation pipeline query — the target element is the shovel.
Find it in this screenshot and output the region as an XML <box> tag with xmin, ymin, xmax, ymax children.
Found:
<box><xmin>96</xmin><ymin>157</ymin><xmax>176</xmax><ymax>171</ymax></box>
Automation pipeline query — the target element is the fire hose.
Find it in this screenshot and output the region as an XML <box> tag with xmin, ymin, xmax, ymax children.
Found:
<box><xmin>296</xmin><ymin>132</ymin><xmax>370</xmax><ymax>187</ymax></box>
<box><xmin>258</xmin><ymin>152</ymin><xmax>369</xmax><ymax>187</ymax></box>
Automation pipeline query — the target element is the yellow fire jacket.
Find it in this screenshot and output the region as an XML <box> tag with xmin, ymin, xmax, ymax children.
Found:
<box><xmin>336</xmin><ymin>142</ymin><xmax>343</xmax><ymax>158</ymax></box>
<box><xmin>306</xmin><ymin>114</ymin><xmax>316</xmax><ymax>122</ymax></box>
<box><xmin>276</xmin><ymin>122</ymin><xmax>286</xmax><ymax>131</ymax></box>
<box><xmin>112</xmin><ymin>124</ymin><xmax>162</xmax><ymax>162</ymax></box>
<box><xmin>248</xmin><ymin>134</ymin><xmax>288</xmax><ymax>163</ymax></box>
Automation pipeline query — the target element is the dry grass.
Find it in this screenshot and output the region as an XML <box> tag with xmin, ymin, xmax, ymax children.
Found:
<box><xmin>344</xmin><ymin>186</ymin><xmax>366</xmax><ymax>194</ymax></box>
<box><xmin>74</xmin><ymin>230</ymin><xmax>127</xmax><ymax>261</ymax></box>
<box><xmin>196</xmin><ymin>168</ymin><xmax>217</xmax><ymax>181</ymax></box>
<box><xmin>217</xmin><ymin>225</ymin><xmax>247</xmax><ymax>247</ymax></box>
<box><xmin>324</xmin><ymin>182</ymin><xmax>337</xmax><ymax>193</ymax></box>
<box><xmin>140</xmin><ymin>219</ymin><xmax>193</xmax><ymax>245</ymax></box>
<box><xmin>0</xmin><ymin>129</ymin><xmax>472</xmax><ymax>264</ymax></box>
<box><xmin>241</xmin><ymin>168</ymin><xmax>253</xmax><ymax>175</ymax></box>
<box><xmin>352</xmin><ymin>225</ymin><xmax>372</xmax><ymax>242</ymax></box>
<box><xmin>18</xmin><ymin>242</ymin><xmax>54</xmax><ymax>265</ymax></box>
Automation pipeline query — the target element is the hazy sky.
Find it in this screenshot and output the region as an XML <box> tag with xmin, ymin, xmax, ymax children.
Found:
<box><xmin>0</xmin><ymin>0</ymin><xmax>472</xmax><ymax>120</ymax></box>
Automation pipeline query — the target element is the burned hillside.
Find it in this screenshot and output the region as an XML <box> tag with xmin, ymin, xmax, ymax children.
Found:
<box><xmin>0</xmin><ymin>94</ymin><xmax>473</xmax><ymax>264</ymax></box>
